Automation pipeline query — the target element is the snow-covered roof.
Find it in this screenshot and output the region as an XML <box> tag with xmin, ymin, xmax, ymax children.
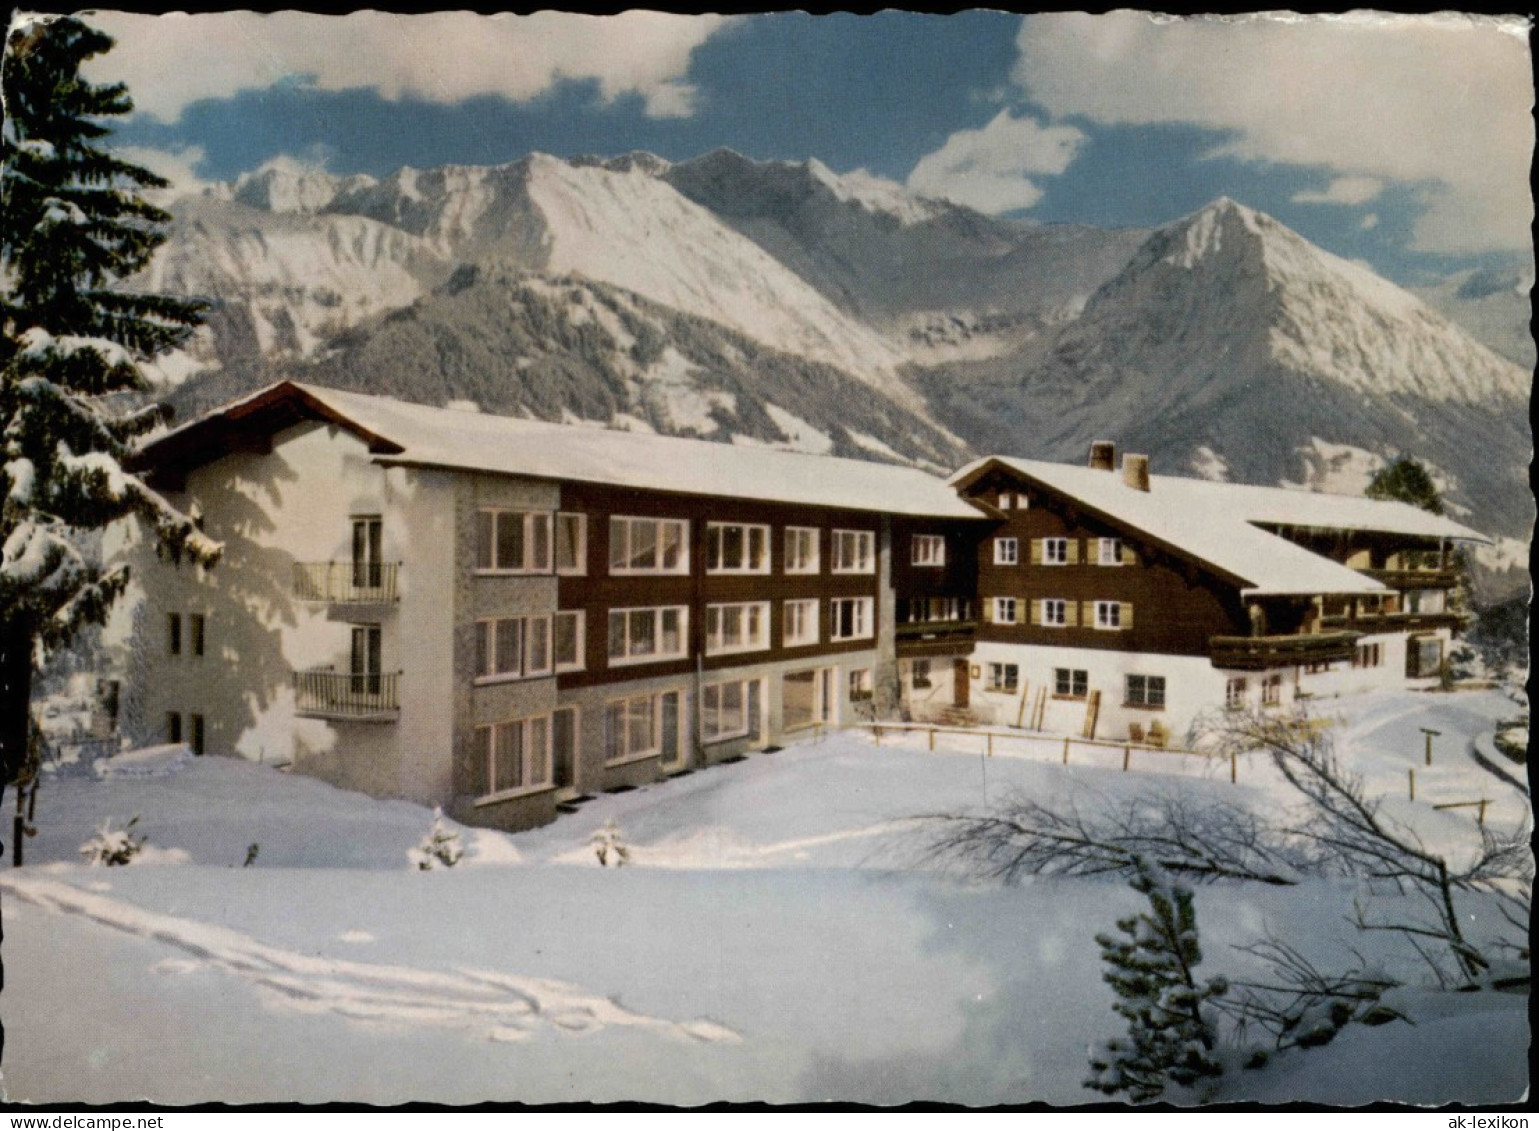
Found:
<box><xmin>150</xmin><ymin>382</ymin><xmax>987</xmax><ymax>520</ymax></box>
<box><xmin>950</xmin><ymin>455</ymin><xmax>1488</xmax><ymax>597</ymax></box>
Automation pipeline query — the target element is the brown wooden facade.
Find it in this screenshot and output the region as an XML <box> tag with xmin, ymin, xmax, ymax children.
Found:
<box><xmin>958</xmin><ymin>466</ymin><xmax>1249</xmax><ymax>660</ymax></box>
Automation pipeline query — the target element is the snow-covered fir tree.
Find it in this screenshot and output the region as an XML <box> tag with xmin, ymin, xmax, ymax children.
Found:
<box><xmin>1</xmin><ymin>15</ymin><xmax>219</xmax><ymax>789</ymax></box>
<box><xmin>411</xmin><ymin>806</ymin><xmax>463</xmax><ymax>870</ymax></box>
<box><xmin>1086</xmin><ymin>855</ymin><xmax>1228</xmax><ymax>1102</ymax></box>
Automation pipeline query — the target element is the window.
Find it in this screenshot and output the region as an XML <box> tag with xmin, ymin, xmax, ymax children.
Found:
<box><xmin>167</xmin><ymin>613</ymin><xmax>182</xmax><ymax>656</ymax></box>
<box><xmin>785</xmin><ymin>527</ymin><xmax>820</xmax><ymax>574</ymax></box>
<box><xmin>912</xmin><ymin>534</ymin><xmax>945</xmax><ymax>566</ymax></box>
<box><xmin>1042</xmin><ymin>537</ymin><xmax>1070</xmax><ymax>565</ymax></box>
<box><xmin>994</xmin><ymin>537</ymin><xmax>1019</xmax><ymax>565</ymax></box>
<box><xmin>609</xmin><ymin>516</ymin><xmax>688</xmax><ymax>575</ymax></box>
<box><xmin>987</xmin><ymin>663</ymin><xmax>1019</xmax><ymax>693</ymax></box>
<box><xmin>831</xmin><ymin>597</ymin><xmax>874</xmax><ymax>641</ymax></box>
<box><xmin>190</xmin><ymin>613</ymin><xmax>206</xmax><ymax>657</ymax></box>
<box><xmin>784</xmin><ymin>598</ymin><xmax>819</xmax><ymax>647</ymax></box>
<box><xmin>604</xmin><ymin>692</ymin><xmax>681</xmax><ymax>765</ymax></box>
<box><xmin>783</xmin><ymin>668</ymin><xmax>836</xmax><ymax>731</ymax></box>
<box><xmin>911</xmin><ymin>659</ymin><xmax>932</xmax><ymax>689</ymax></box>
<box><xmin>352</xmin><ymin>516</ymin><xmax>383</xmax><ymax>588</ymax></box>
<box><xmin>475</xmin><ymin>615</ymin><xmax>552</xmax><ymax>681</ymax></box>
<box><xmin>555</xmin><ymin>513</ymin><xmax>587</xmax><ymax>575</ymax></box>
<box><xmin>553</xmin><ymin>611</ymin><xmax>585</xmax><ymax>672</ymax></box>
<box><xmin>849</xmin><ymin>669</ymin><xmax>873</xmax><ymax>701</ymax></box>
<box><xmin>1303</xmin><ymin>660</ymin><xmax>1333</xmax><ymax>675</ymax></box>
<box><xmin>189</xmin><ymin>713</ymin><xmax>205</xmax><ymax>756</ymax></box>
<box><xmin>1225</xmin><ymin>677</ymin><xmax>1248</xmax><ymax>710</ymax></box>
<box><xmin>702</xmin><ymin>680</ymin><xmax>754</xmax><ymax>743</ymax></box>
<box><xmin>1406</xmin><ymin>588</ymin><xmax>1447</xmax><ymax>614</ymax></box>
<box><xmin>350</xmin><ymin>624</ymin><xmax>382</xmax><ymax>695</ymax></box>
<box><xmin>474</xmin><ymin>715</ymin><xmax>553</xmax><ymax>800</ymax></box>
<box><xmin>1353</xmin><ymin>642</ymin><xmax>1383</xmax><ymax>669</ymax></box>
<box><xmin>166</xmin><ymin>711</ymin><xmax>182</xmax><ymax>744</ymax></box>
<box><xmin>607</xmin><ymin>606</ymin><xmax>687</xmax><ymax>666</ymax></box>
<box><xmin>1125</xmin><ymin>675</ymin><xmax>1166</xmax><ymax>709</ymax></box>
<box><xmin>1055</xmin><ymin>668</ymin><xmax>1088</xmax><ymax>698</ymax></box>
<box><xmin>832</xmin><ymin>529</ymin><xmax>875</xmax><ymax>574</ymax></box>
<box><xmin>1041</xmin><ymin>598</ymin><xmax>1068</xmax><ymax>627</ymax></box>
<box><xmin>705</xmin><ymin>602</ymin><xmax>770</xmax><ymax>656</ymax></box>
<box><xmin>992</xmin><ymin>597</ymin><xmax>1019</xmax><ymax>625</ymax></box>
<box><xmin>998</xmin><ymin>492</ymin><xmax>1028</xmax><ymax>510</ymax></box>
<box><xmin>1097</xmin><ymin>538</ymin><xmax>1124</xmax><ymax>566</ymax></box>
<box><xmin>998</xmin><ymin>492</ymin><xmax>1012</xmax><ymax>510</ymax></box>
<box><xmin>476</xmin><ymin>510</ymin><xmax>553</xmax><ymax>573</ymax></box>
<box><xmin>707</xmin><ymin>522</ymin><xmax>770</xmax><ymax>574</ymax></box>
<box><xmin>1094</xmin><ymin>601</ymin><xmax>1124</xmax><ymax>630</ymax></box>
<box><xmin>1262</xmin><ymin>674</ymin><xmax>1283</xmax><ymax>707</ymax></box>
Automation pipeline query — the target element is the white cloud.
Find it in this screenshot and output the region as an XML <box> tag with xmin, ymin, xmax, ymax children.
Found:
<box><xmin>109</xmin><ymin>144</ymin><xmax>216</xmax><ymax>203</ymax></box>
<box><xmin>74</xmin><ymin>11</ymin><xmax>733</xmax><ymax>122</ymax></box>
<box><xmin>1292</xmin><ymin>176</ymin><xmax>1384</xmax><ymax>206</ymax></box>
<box><xmin>1361</xmin><ymin>213</ymin><xmax>1380</xmax><ymax>230</ymax></box>
<box><xmin>907</xmin><ymin>109</ymin><xmax>1086</xmax><ymax>215</ymax></box>
<box><xmin>1013</xmin><ymin>11</ymin><xmax>1533</xmax><ymax>255</ymax></box>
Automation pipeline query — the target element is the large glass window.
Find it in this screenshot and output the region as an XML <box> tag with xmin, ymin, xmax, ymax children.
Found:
<box><xmin>785</xmin><ymin>527</ymin><xmax>820</xmax><ymax>574</ymax></box>
<box><xmin>832</xmin><ymin>529</ymin><xmax>875</xmax><ymax>574</ymax></box>
<box><xmin>607</xmin><ymin>606</ymin><xmax>688</xmax><ymax>665</ymax></box>
<box><xmin>702</xmin><ymin>680</ymin><xmax>752</xmax><ymax>743</ymax></box>
<box><xmin>707</xmin><ymin>523</ymin><xmax>770</xmax><ymax>574</ymax></box>
<box><xmin>831</xmin><ymin>597</ymin><xmax>874</xmax><ymax>640</ymax></box>
<box><xmin>784</xmin><ymin>598</ymin><xmax>819</xmax><ymax>647</ymax></box>
<box><xmin>476</xmin><ymin>510</ymin><xmax>553</xmax><ymax>573</ymax></box>
<box><xmin>474</xmin><ymin>715</ymin><xmax>553</xmax><ymax>799</ymax></box>
<box><xmin>609</xmin><ymin>516</ymin><xmax>688</xmax><ymax>574</ymax></box>
<box><xmin>475</xmin><ymin>615</ymin><xmax>552</xmax><ymax>681</ymax></box>
<box><xmin>706</xmin><ymin>602</ymin><xmax>771</xmax><ymax>655</ymax></box>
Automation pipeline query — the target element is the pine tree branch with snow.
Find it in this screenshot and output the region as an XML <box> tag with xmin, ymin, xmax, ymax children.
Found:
<box><xmin>2</xmin><ymin>14</ymin><xmax>218</xmax><ymax>790</ymax></box>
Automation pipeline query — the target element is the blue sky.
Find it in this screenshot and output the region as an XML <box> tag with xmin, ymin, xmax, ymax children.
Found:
<box><xmin>76</xmin><ymin>10</ymin><xmax>1534</xmax><ymax>287</ymax></box>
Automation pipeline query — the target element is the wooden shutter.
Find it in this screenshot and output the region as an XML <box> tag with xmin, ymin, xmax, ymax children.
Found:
<box><xmin>1029</xmin><ymin>538</ymin><xmax>1044</xmax><ymax>565</ymax></box>
<box><xmin>982</xmin><ymin>598</ymin><xmax>993</xmax><ymax>623</ymax></box>
<box><xmin>1065</xmin><ymin>601</ymin><xmax>1079</xmax><ymax>627</ymax></box>
<box><xmin>1081</xmin><ymin>600</ymin><xmax>1095</xmax><ymax>627</ymax></box>
<box><xmin>1121</xmin><ymin>543</ymin><xmax>1137</xmax><ymax>566</ymax></box>
<box><xmin>1029</xmin><ymin>599</ymin><xmax>1042</xmax><ymax>626</ymax></box>
<box><xmin>1065</xmin><ymin>539</ymin><xmax>1081</xmax><ymax>565</ymax></box>
<box><xmin>1121</xmin><ymin>602</ymin><xmax>1134</xmax><ymax>630</ymax></box>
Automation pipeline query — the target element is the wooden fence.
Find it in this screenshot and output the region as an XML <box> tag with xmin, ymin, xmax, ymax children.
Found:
<box><xmin>811</xmin><ymin>720</ymin><xmax>1242</xmax><ymax>782</ymax></box>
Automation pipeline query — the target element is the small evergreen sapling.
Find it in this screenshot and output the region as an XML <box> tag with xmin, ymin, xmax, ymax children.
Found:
<box><xmin>411</xmin><ymin>806</ymin><xmax>463</xmax><ymax>870</ymax></box>
<box><xmin>1086</xmin><ymin>855</ymin><xmax>1228</xmax><ymax>1102</ymax></box>
<box><xmin>79</xmin><ymin>814</ymin><xmax>143</xmax><ymax>865</ymax></box>
<box><xmin>591</xmin><ymin>820</ymin><xmax>630</xmax><ymax>867</ymax></box>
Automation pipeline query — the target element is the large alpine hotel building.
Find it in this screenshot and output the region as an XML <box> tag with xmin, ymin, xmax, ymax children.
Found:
<box><xmin>115</xmin><ymin>382</ymin><xmax>1483</xmax><ymax>831</ymax></box>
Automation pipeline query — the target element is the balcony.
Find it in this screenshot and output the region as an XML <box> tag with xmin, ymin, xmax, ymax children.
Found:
<box><xmin>293</xmin><ymin>561</ymin><xmax>399</xmax><ymax>606</ymax></box>
<box><xmin>293</xmin><ymin>669</ymin><xmax>400</xmax><ymax>721</ymax></box>
<box><xmin>1319</xmin><ymin>610</ymin><xmax>1466</xmax><ymax>634</ymax></box>
<box><xmin>1360</xmin><ymin>567</ymin><xmax>1460</xmax><ymax>590</ymax></box>
<box><xmin>1210</xmin><ymin>631</ymin><xmax>1360</xmax><ymax>672</ymax></box>
<box><xmin>896</xmin><ymin>619</ymin><xmax>977</xmax><ymax>658</ymax></box>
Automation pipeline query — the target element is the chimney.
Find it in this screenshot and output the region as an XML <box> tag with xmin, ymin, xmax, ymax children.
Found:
<box><xmin>1088</xmin><ymin>441</ymin><xmax>1117</xmax><ymax>471</ymax></box>
<box><xmin>1122</xmin><ymin>454</ymin><xmax>1151</xmax><ymax>492</ymax></box>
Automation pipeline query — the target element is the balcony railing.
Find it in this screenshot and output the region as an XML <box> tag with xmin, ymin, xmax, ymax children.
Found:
<box><xmin>293</xmin><ymin>669</ymin><xmax>400</xmax><ymax>720</ymax></box>
<box><xmin>1210</xmin><ymin>631</ymin><xmax>1360</xmax><ymax>672</ymax></box>
<box><xmin>896</xmin><ymin>619</ymin><xmax>978</xmax><ymax>656</ymax></box>
<box><xmin>293</xmin><ymin>561</ymin><xmax>399</xmax><ymax>605</ymax></box>
<box><xmin>1319</xmin><ymin>610</ymin><xmax>1466</xmax><ymax>634</ymax></box>
<box><xmin>1360</xmin><ymin>567</ymin><xmax>1460</xmax><ymax>589</ymax></box>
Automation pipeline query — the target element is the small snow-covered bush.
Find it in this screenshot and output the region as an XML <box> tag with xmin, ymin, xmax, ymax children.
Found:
<box><xmin>591</xmin><ymin>820</ymin><xmax>630</xmax><ymax>868</ymax></box>
<box><xmin>80</xmin><ymin>816</ymin><xmax>145</xmax><ymax>866</ymax></box>
<box><xmin>1086</xmin><ymin>855</ymin><xmax>1227</xmax><ymax>1102</ymax></box>
<box><xmin>411</xmin><ymin>807</ymin><xmax>463</xmax><ymax>871</ymax></box>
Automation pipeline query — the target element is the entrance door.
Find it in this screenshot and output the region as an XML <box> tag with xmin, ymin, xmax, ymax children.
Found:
<box><xmin>953</xmin><ymin>659</ymin><xmax>970</xmax><ymax>708</ymax></box>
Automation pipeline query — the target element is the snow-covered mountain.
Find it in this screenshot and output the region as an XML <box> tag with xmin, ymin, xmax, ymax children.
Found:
<box><xmin>142</xmin><ymin>157</ymin><xmax>1530</xmax><ymax>583</ymax></box>
<box><xmin>925</xmin><ymin>197</ymin><xmax>1532</xmax><ymax>562</ymax></box>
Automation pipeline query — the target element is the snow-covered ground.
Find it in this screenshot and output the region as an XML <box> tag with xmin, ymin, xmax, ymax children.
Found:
<box><xmin>1</xmin><ymin>689</ymin><xmax>1528</xmax><ymax>1105</ymax></box>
